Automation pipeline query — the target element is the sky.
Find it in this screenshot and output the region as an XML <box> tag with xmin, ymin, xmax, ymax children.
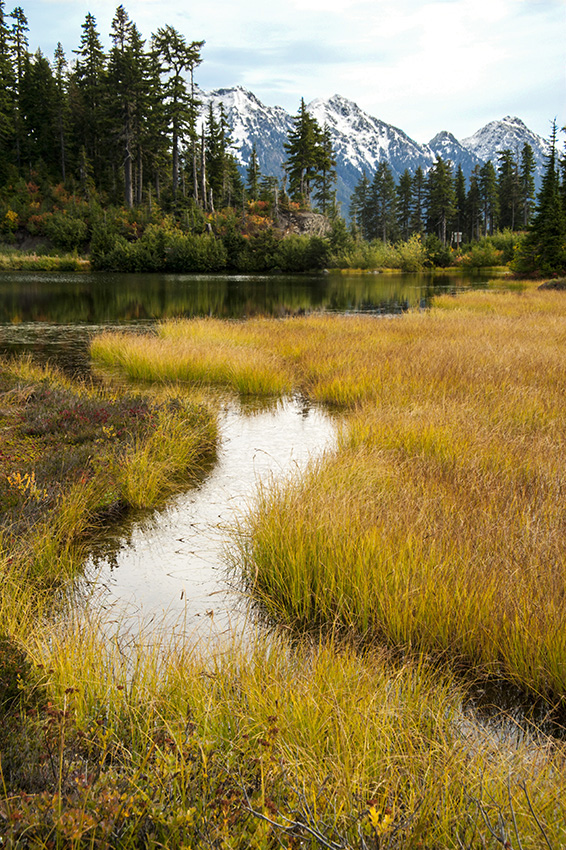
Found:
<box><xmin>21</xmin><ymin>0</ymin><xmax>565</xmax><ymax>144</ymax></box>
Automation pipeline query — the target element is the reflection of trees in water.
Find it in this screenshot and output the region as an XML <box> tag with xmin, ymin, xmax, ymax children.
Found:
<box><xmin>0</xmin><ymin>271</ymin><xmax>488</xmax><ymax>325</ymax></box>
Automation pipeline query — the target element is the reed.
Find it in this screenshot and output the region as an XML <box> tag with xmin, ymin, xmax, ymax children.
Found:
<box><xmin>3</xmin><ymin>613</ymin><xmax>564</xmax><ymax>848</ymax></box>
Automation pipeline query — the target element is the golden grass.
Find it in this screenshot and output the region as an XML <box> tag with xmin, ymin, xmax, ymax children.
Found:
<box><xmin>4</xmin><ymin>613</ymin><xmax>561</xmax><ymax>848</ymax></box>
<box><xmin>93</xmin><ymin>282</ymin><xmax>566</xmax><ymax>699</ymax></box>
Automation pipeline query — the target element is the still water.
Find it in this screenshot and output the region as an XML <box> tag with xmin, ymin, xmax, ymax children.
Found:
<box><xmin>0</xmin><ymin>268</ymin><xmax>489</xmax><ymax>372</ymax></box>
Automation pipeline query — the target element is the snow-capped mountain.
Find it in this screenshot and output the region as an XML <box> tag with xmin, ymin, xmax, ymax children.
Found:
<box><xmin>461</xmin><ymin>116</ymin><xmax>549</xmax><ymax>177</ymax></box>
<box><xmin>198</xmin><ymin>86</ymin><xmax>293</xmax><ymax>180</ymax></box>
<box><xmin>197</xmin><ymin>88</ymin><xmax>550</xmax><ymax>216</ymax></box>
<box><xmin>428</xmin><ymin>131</ymin><xmax>484</xmax><ymax>177</ymax></box>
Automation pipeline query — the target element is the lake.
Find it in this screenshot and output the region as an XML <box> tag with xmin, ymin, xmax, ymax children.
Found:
<box><xmin>0</xmin><ymin>268</ymin><xmax>492</xmax><ymax>372</ymax></box>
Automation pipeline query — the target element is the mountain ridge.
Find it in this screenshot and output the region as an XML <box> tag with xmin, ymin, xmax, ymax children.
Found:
<box><xmin>197</xmin><ymin>87</ymin><xmax>550</xmax><ymax>215</ymax></box>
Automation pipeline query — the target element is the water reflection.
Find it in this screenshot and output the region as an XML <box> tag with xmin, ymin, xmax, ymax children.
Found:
<box><xmin>0</xmin><ymin>269</ymin><xmax>493</xmax><ymax>373</ymax></box>
<box><xmin>82</xmin><ymin>397</ymin><xmax>337</xmax><ymax>638</ymax></box>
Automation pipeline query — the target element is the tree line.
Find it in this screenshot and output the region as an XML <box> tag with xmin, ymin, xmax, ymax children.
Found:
<box><xmin>0</xmin><ymin>2</ymin><xmax>250</xmax><ymax>211</ymax></box>
<box><xmin>0</xmin><ymin>1</ymin><xmax>338</xmax><ymax>217</ymax></box>
<box><xmin>349</xmin><ymin>146</ymin><xmax>542</xmax><ymax>247</ymax></box>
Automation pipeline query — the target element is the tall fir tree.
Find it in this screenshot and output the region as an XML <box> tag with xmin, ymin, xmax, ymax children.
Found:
<box><xmin>370</xmin><ymin>161</ymin><xmax>397</xmax><ymax>243</ymax></box>
<box><xmin>152</xmin><ymin>25</ymin><xmax>203</xmax><ymax>202</ymax></box>
<box><xmin>284</xmin><ymin>99</ymin><xmax>325</xmax><ymax>208</ymax></box>
<box><xmin>0</xmin><ymin>0</ymin><xmax>15</xmax><ymax>175</ymax></box>
<box><xmin>349</xmin><ymin>171</ymin><xmax>371</xmax><ymax>239</ymax></box>
<box><xmin>246</xmin><ymin>143</ymin><xmax>260</xmax><ymax>201</ymax></box>
<box><xmin>72</xmin><ymin>13</ymin><xmax>107</xmax><ymax>186</ymax></box>
<box><xmin>397</xmin><ymin>169</ymin><xmax>412</xmax><ymax>240</ymax></box>
<box><xmin>410</xmin><ymin>167</ymin><xmax>425</xmax><ymax>235</ymax></box>
<box><xmin>426</xmin><ymin>156</ymin><xmax>455</xmax><ymax>245</ymax></box>
<box><xmin>479</xmin><ymin>160</ymin><xmax>499</xmax><ymax>236</ymax></box>
<box><xmin>497</xmin><ymin>149</ymin><xmax>519</xmax><ymax>230</ymax></box>
<box><xmin>515</xmin><ymin>122</ymin><xmax>565</xmax><ymax>274</ymax></box>
<box><xmin>519</xmin><ymin>143</ymin><xmax>536</xmax><ymax>228</ymax></box>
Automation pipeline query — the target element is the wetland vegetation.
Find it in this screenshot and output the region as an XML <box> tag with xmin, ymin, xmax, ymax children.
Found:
<box><xmin>1</xmin><ymin>279</ymin><xmax>566</xmax><ymax>847</ymax></box>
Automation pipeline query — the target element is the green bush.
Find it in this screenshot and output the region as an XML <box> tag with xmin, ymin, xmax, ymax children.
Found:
<box><xmin>43</xmin><ymin>212</ymin><xmax>88</xmax><ymax>252</ymax></box>
<box><xmin>461</xmin><ymin>242</ymin><xmax>504</xmax><ymax>268</ymax></box>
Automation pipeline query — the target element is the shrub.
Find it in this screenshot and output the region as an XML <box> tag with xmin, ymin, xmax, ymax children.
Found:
<box><xmin>43</xmin><ymin>211</ymin><xmax>88</xmax><ymax>252</ymax></box>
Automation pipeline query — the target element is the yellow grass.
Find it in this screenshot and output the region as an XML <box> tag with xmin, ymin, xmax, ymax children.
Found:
<box><xmin>92</xmin><ymin>283</ymin><xmax>566</xmax><ymax>699</ymax></box>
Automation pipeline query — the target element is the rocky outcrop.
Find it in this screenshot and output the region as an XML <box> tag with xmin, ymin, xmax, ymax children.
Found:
<box><xmin>275</xmin><ymin>209</ymin><xmax>331</xmax><ymax>238</ymax></box>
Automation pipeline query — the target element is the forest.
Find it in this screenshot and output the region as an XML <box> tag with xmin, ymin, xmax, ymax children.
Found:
<box><xmin>0</xmin><ymin>1</ymin><xmax>565</xmax><ymax>275</ymax></box>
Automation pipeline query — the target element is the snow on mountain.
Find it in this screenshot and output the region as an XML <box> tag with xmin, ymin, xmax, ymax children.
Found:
<box><xmin>307</xmin><ymin>94</ymin><xmax>434</xmax><ymax>179</ymax></box>
<box><xmin>197</xmin><ymin>86</ymin><xmax>293</xmax><ymax>180</ymax></box>
<box><xmin>428</xmin><ymin>130</ymin><xmax>483</xmax><ymax>178</ymax></box>
<box><xmin>461</xmin><ymin>116</ymin><xmax>549</xmax><ymax>180</ymax></box>
<box><xmin>197</xmin><ymin>88</ymin><xmax>550</xmax><ymax>215</ymax></box>
<box><xmin>306</xmin><ymin>94</ymin><xmax>435</xmax><ymax>213</ymax></box>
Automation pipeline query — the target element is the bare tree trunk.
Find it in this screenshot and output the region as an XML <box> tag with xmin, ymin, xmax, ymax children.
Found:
<box><xmin>201</xmin><ymin>126</ymin><xmax>207</xmax><ymax>211</ymax></box>
<box><xmin>136</xmin><ymin>147</ymin><xmax>143</xmax><ymax>205</ymax></box>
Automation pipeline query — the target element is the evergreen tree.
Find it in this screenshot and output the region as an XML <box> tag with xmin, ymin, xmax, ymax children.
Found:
<box><xmin>152</xmin><ymin>24</ymin><xmax>203</xmax><ymax>202</ymax></box>
<box><xmin>313</xmin><ymin>124</ymin><xmax>337</xmax><ymax>215</ymax></box>
<box><xmin>452</xmin><ymin>164</ymin><xmax>466</xmax><ymax>246</ymax></box>
<box><xmin>107</xmin><ymin>5</ymin><xmax>142</xmax><ymax>207</ymax></box>
<box><xmin>397</xmin><ymin>169</ymin><xmax>412</xmax><ymax>240</ymax></box>
<box><xmin>425</xmin><ymin>156</ymin><xmax>455</xmax><ymax>245</ymax></box>
<box><xmin>497</xmin><ymin>149</ymin><xmax>519</xmax><ymax>230</ymax></box>
<box><xmin>53</xmin><ymin>42</ymin><xmax>68</xmax><ymax>181</ymax></box>
<box><xmin>8</xmin><ymin>5</ymin><xmax>28</xmax><ymax>170</ymax></box>
<box><xmin>371</xmin><ymin>161</ymin><xmax>397</xmax><ymax>243</ymax></box>
<box><xmin>0</xmin><ymin>0</ymin><xmax>15</xmax><ymax>166</ymax></box>
<box><xmin>515</xmin><ymin>122</ymin><xmax>566</xmax><ymax>274</ymax></box>
<box><xmin>479</xmin><ymin>160</ymin><xmax>498</xmax><ymax>236</ymax></box>
<box><xmin>72</xmin><ymin>13</ymin><xmax>107</xmax><ymax>185</ymax></box>
<box><xmin>284</xmin><ymin>99</ymin><xmax>324</xmax><ymax>207</ymax></box>
<box><xmin>20</xmin><ymin>50</ymin><xmax>58</xmax><ymax>174</ymax></box>
<box><xmin>349</xmin><ymin>171</ymin><xmax>370</xmax><ymax>239</ymax></box>
<box><xmin>519</xmin><ymin>143</ymin><xmax>536</xmax><ymax>228</ymax></box>
<box><xmin>246</xmin><ymin>143</ymin><xmax>260</xmax><ymax>201</ymax></box>
<box><xmin>410</xmin><ymin>167</ymin><xmax>425</xmax><ymax>235</ymax></box>
<box><xmin>466</xmin><ymin>165</ymin><xmax>482</xmax><ymax>241</ymax></box>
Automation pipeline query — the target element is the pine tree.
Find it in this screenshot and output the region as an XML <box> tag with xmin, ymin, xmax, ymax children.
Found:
<box><xmin>349</xmin><ymin>171</ymin><xmax>370</xmax><ymax>239</ymax></box>
<box><xmin>20</xmin><ymin>50</ymin><xmax>58</xmax><ymax>174</ymax></box>
<box><xmin>410</xmin><ymin>167</ymin><xmax>425</xmax><ymax>235</ymax></box>
<box><xmin>479</xmin><ymin>160</ymin><xmax>498</xmax><ymax>236</ymax></box>
<box><xmin>452</xmin><ymin>164</ymin><xmax>466</xmax><ymax>245</ymax></box>
<box><xmin>284</xmin><ymin>99</ymin><xmax>325</xmax><ymax>207</ymax></box>
<box><xmin>8</xmin><ymin>5</ymin><xmax>28</xmax><ymax>170</ymax></box>
<box><xmin>425</xmin><ymin>156</ymin><xmax>455</xmax><ymax>245</ymax></box>
<box><xmin>53</xmin><ymin>42</ymin><xmax>68</xmax><ymax>181</ymax></box>
<box><xmin>246</xmin><ymin>143</ymin><xmax>260</xmax><ymax>201</ymax></box>
<box><xmin>0</xmin><ymin>0</ymin><xmax>15</xmax><ymax>176</ymax></box>
<box><xmin>152</xmin><ymin>25</ymin><xmax>203</xmax><ymax>202</ymax></box>
<box><xmin>107</xmin><ymin>5</ymin><xmax>140</xmax><ymax>207</ymax></box>
<box><xmin>72</xmin><ymin>13</ymin><xmax>107</xmax><ymax>185</ymax></box>
<box><xmin>397</xmin><ymin>169</ymin><xmax>412</xmax><ymax>240</ymax></box>
<box><xmin>497</xmin><ymin>149</ymin><xmax>519</xmax><ymax>230</ymax></box>
<box><xmin>371</xmin><ymin>162</ymin><xmax>397</xmax><ymax>243</ymax></box>
<box><xmin>466</xmin><ymin>166</ymin><xmax>482</xmax><ymax>241</ymax></box>
<box><xmin>313</xmin><ymin>124</ymin><xmax>337</xmax><ymax>215</ymax></box>
<box><xmin>519</xmin><ymin>143</ymin><xmax>536</xmax><ymax>228</ymax></box>
<box><xmin>515</xmin><ymin>122</ymin><xmax>566</xmax><ymax>274</ymax></box>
